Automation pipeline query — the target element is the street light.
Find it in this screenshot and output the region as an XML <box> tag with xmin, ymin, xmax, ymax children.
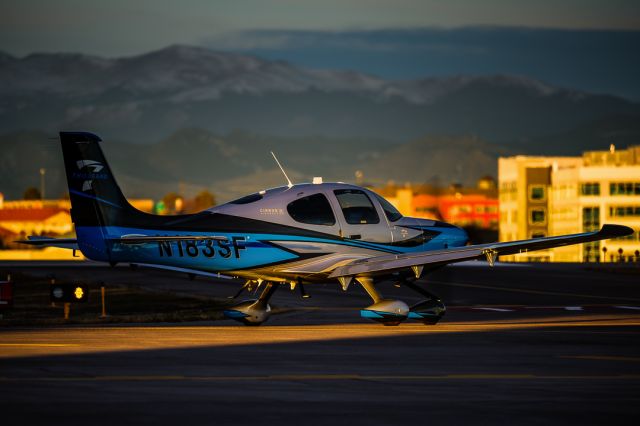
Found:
<box><xmin>39</xmin><ymin>168</ymin><xmax>46</xmax><ymax>200</ymax></box>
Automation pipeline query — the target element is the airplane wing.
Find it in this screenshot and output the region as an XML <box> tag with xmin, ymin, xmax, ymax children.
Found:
<box><xmin>328</xmin><ymin>224</ymin><xmax>633</xmax><ymax>282</ymax></box>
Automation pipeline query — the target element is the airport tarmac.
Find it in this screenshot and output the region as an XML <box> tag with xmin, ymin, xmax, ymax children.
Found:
<box><xmin>1</xmin><ymin>261</ymin><xmax>639</xmax><ymax>425</ymax></box>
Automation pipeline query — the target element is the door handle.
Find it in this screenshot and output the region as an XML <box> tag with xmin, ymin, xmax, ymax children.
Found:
<box><xmin>349</xmin><ymin>234</ymin><xmax>361</xmax><ymax>239</ymax></box>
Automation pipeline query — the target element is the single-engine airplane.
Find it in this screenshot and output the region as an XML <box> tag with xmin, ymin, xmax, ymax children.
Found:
<box><xmin>19</xmin><ymin>132</ymin><xmax>633</xmax><ymax>325</ymax></box>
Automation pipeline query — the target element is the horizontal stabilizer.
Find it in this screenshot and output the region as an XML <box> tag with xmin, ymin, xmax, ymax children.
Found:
<box><xmin>15</xmin><ymin>236</ymin><xmax>79</xmax><ymax>250</ymax></box>
<box><xmin>112</xmin><ymin>235</ymin><xmax>227</xmax><ymax>244</ymax></box>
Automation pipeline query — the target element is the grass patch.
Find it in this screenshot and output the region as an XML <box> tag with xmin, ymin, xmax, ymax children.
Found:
<box><xmin>0</xmin><ymin>271</ymin><xmax>232</xmax><ymax>325</ymax></box>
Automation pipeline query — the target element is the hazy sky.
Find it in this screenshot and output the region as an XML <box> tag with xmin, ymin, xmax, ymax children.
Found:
<box><xmin>2</xmin><ymin>1</ymin><xmax>639</xmax><ymax>99</ymax></box>
<box><xmin>1</xmin><ymin>0</ymin><xmax>639</xmax><ymax>57</ymax></box>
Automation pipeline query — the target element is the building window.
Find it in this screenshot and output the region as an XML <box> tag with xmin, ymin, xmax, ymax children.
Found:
<box><xmin>287</xmin><ymin>193</ymin><xmax>336</xmax><ymax>226</ymax></box>
<box><xmin>613</xmin><ymin>230</ymin><xmax>639</xmax><ymax>241</ymax></box>
<box><xmin>529</xmin><ymin>208</ymin><xmax>546</xmax><ymax>224</ymax></box>
<box><xmin>582</xmin><ymin>207</ymin><xmax>600</xmax><ymax>231</ymax></box>
<box><xmin>580</xmin><ymin>183</ymin><xmax>600</xmax><ymax>196</ymax></box>
<box><xmin>334</xmin><ymin>189</ymin><xmax>380</xmax><ymax>224</ymax></box>
<box><xmin>584</xmin><ymin>242</ymin><xmax>600</xmax><ymax>262</ymax></box>
<box><xmin>529</xmin><ymin>185</ymin><xmax>546</xmax><ymax>201</ymax></box>
<box><xmin>610</xmin><ymin>182</ymin><xmax>640</xmax><ymax>196</ymax></box>
<box><xmin>583</xmin><ymin>207</ymin><xmax>602</xmax><ymax>261</ymax></box>
<box><xmin>609</xmin><ymin>206</ymin><xmax>640</xmax><ymax>217</ymax></box>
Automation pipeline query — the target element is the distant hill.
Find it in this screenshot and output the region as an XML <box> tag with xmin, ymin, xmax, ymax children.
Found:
<box><xmin>359</xmin><ymin>135</ymin><xmax>512</xmax><ymax>186</ymax></box>
<box><xmin>524</xmin><ymin>114</ymin><xmax>640</xmax><ymax>155</ymax></box>
<box><xmin>0</xmin><ymin>129</ymin><xmax>511</xmax><ymax>201</ymax></box>
<box><xmin>1</xmin><ymin>45</ymin><xmax>639</xmax><ymax>145</ymax></box>
<box><xmin>2</xmin><ymin>45</ymin><xmax>639</xmax><ymax>201</ymax></box>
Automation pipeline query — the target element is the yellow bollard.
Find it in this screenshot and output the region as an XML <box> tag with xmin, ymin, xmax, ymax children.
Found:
<box><xmin>100</xmin><ymin>286</ymin><xmax>107</xmax><ymax>318</ymax></box>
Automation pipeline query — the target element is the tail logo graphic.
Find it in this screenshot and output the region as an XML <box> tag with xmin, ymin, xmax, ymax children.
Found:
<box><xmin>73</xmin><ymin>160</ymin><xmax>107</xmax><ymax>191</ymax></box>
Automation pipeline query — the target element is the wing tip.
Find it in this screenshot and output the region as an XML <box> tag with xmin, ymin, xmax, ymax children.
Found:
<box><xmin>600</xmin><ymin>224</ymin><xmax>634</xmax><ymax>238</ymax></box>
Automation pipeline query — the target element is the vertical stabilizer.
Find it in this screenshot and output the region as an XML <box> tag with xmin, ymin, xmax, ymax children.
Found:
<box><xmin>60</xmin><ymin>131</ymin><xmax>142</xmax><ymax>260</ymax></box>
<box><xmin>60</xmin><ymin>132</ymin><xmax>135</xmax><ymax>227</ymax></box>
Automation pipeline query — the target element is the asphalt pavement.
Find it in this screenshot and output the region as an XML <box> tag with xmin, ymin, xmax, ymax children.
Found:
<box><xmin>1</xmin><ymin>261</ymin><xmax>639</xmax><ymax>425</ymax></box>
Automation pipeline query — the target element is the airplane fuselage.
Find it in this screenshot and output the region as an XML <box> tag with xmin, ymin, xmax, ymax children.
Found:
<box><xmin>77</xmin><ymin>183</ymin><xmax>468</xmax><ymax>282</ymax></box>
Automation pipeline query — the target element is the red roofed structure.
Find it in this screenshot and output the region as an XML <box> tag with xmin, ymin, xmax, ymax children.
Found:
<box><xmin>0</xmin><ymin>208</ymin><xmax>73</xmax><ymax>248</ymax></box>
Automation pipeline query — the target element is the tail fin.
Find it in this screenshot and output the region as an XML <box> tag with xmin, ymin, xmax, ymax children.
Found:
<box><xmin>61</xmin><ymin>132</ymin><xmax>154</xmax><ymax>261</ymax></box>
<box><xmin>60</xmin><ymin>131</ymin><xmax>143</xmax><ymax>227</ymax></box>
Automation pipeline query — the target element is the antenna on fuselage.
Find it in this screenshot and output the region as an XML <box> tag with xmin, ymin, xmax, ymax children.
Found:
<box><xmin>271</xmin><ymin>151</ymin><xmax>293</xmax><ymax>188</ymax></box>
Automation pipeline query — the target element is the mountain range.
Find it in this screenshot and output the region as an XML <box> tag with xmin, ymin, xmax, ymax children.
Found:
<box><xmin>1</xmin><ymin>45</ymin><xmax>639</xmax><ymax>201</ymax></box>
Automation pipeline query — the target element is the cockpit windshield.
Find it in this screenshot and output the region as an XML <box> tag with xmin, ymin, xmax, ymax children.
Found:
<box><xmin>372</xmin><ymin>192</ymin><xmax>402</xmax><ymax>222</ymax></box>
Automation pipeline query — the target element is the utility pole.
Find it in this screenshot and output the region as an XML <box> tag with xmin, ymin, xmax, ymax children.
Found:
<box><xmin>39</xmin><ymin>168</ymin><xmax>46</xmax><ymax>200</ymax></box>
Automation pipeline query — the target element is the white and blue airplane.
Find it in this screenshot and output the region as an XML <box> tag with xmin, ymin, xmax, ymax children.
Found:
<box><xmin>20</xmin><ymin>132</ymin><xmax>633</xmax><ymax>325</ymax></box>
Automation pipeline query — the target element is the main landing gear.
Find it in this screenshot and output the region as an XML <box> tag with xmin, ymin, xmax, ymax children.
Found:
<box><xmin>223</xmin><ymin>281</ymin><xmax>278</xmax><ymax>326</ymax></box>
<box><xmin>222</xmin><ymin>276</ymin><xmax>445</xmax><ymax>326</ymax></box>
<box><xmin>357</xmin><ymin>277</ymin><xmax>409</xmax><ymax>326</ymax></box>
<box><xmin>223</xmin><ymin>278</ymin><xmax>310</xmax><ymax>326</ymax></box>
<box><xmin>357</xmin><ymin>277</ymin><xmax>446</xmax><ymax>326</ymax></box>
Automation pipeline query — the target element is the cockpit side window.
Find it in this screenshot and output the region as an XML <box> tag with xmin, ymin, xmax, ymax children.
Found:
<box><xmin>372</xmin><ymin>192</ymin><xmax>403</xmax><ymax>222</ymax></box>
<box><xmin>287</xmin><ymin>193</ymin><xmax>336</xmax><ymax>226</ymax></box>
<box><xmin>334</xmin><ymin>189</ymin><xmax>380</xmax><ymax>224</ymax></box>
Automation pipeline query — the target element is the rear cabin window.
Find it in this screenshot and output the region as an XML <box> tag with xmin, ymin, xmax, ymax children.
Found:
<box><xmin>229</xmin><ymin>193</ymin><xmax>263</xmax><ymax>204</ymax></box>
<box><xmin>287</xmin><ymin>193</ymin><xmax>336</xmax><ymax>226</ymax></box>
<box><xmin>334</xmin><ymin>189</ymin><xmax>380</xmax><ymax>224</ymax></box>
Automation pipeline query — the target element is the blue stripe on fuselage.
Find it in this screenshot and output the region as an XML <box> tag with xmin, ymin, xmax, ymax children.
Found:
<box><xmin>74</xmin><ymin>225</ymin><xmax>468</xmax><ymax>272</ymax></box>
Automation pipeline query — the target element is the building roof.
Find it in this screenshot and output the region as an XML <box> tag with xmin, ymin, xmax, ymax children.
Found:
<box><xmin>0</xmin><ymin>208</ymin><xmax>69</xmax><ymax>222</ymax></box>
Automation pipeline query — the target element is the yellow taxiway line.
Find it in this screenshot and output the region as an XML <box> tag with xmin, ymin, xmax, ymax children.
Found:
<box><xmin>1</xmin><ymin>374</ymin><xmax>639</xmax><ymax>383</ymax></box>
<box><xmin>0</xmin><ymin>343</ymin><xmax>79</xmax><ymax>347</ymax></box>
<box><xmin>1</xmin><ymin>314</ymin><xmax>638</xmax><ymax>359</ymax></box>
<box><xmin>560</xmin><ymin>355</ymin><xmax>640</xmax><ymax>363</ymax></box>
